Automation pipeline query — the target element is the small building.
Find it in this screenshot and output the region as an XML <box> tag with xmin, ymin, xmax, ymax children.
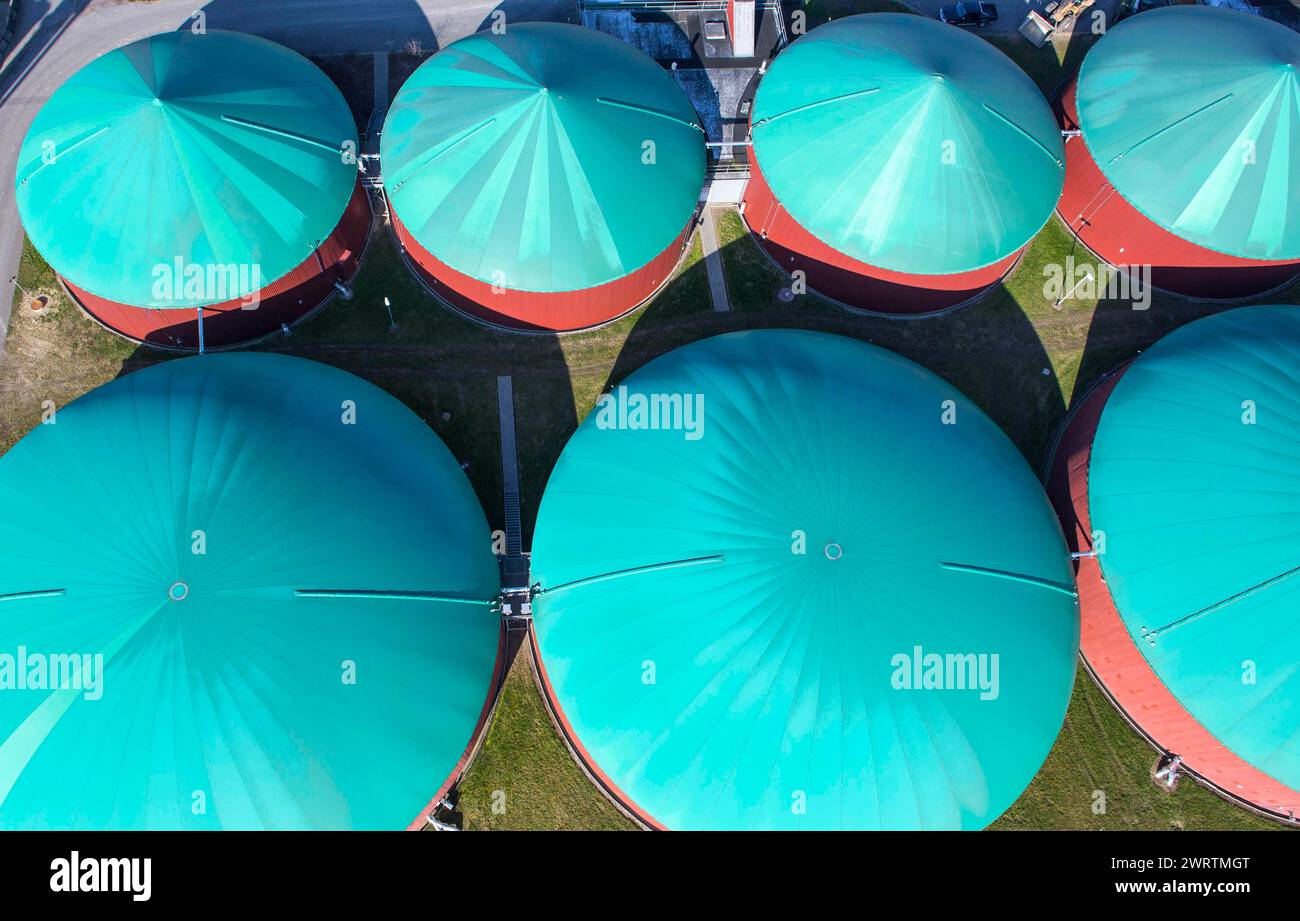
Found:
<box><xmin>1056</xmin><ymin>6</ymin><xmax>1300</xmax><ymax>300</ymax></box>
<box><xmin>0</xmin><ymin>353</ymin><xmax>502</xmax><ymax>829</ymax></box>
<box><xmin>580</xmin><ymin>0</ymin><xmax>789</xmax><ymax>188</ymax></box>
<box><xmin>13</xmin><ymin>31</ymin><xmax>369</xmax><ymax>350</ymax></box>
<box><xmin>530</xmin><ymin>329</ymin><xmax>1079</xmax><ymax>830</ymax></box>
<box><xmin>742</xmin><ymin>14</ymin><xmax>1065</xmax><ymax>314</ymax></box>
<box><xmin>1047</xmin><ymin>305</ymin><xmax>1300</xmax><ymax>820</ymax></box>
<box><xmin>382</xmin><ymin>23</ymin><xmax>706</xmax><ymax>332</ymax></box>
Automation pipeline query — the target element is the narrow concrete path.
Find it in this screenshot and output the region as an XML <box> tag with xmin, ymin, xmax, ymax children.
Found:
<box><xmin>496</xmin><ymin>375</ymin><xmax>525</xmax><ymax>563</ymax></box>
<box><xmin>374</xmin><ymin>49</ymin><xmax>389</xmax><ymax>110</ymax></box>
<box><xmin>699</xmin><ymin>205</ymin><xmax>731</xmax><ymax>313</ymax></box>
<box><xmin>497</xmin><ymin>375</ymin><xmax>520</xmax><ymax>497</ymax></box>
<box><xmin>369</xmin><ymin>50</ymin><xmax>388</xmax><ymax>155</ymax></box>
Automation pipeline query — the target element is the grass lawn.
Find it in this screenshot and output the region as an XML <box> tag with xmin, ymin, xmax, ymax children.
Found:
<box><xmin>994</xmin><ymin>668</ymin><xmax>1285</xmax><ymax>831</ymax></box>
<box><xmin>8</xmin><ymin>212</ymin><xmax>1288</xmax><ymax>831</ymax></box>
<box><xmin>457</xmin><ymin>650</ymin><xmax>636</xmax><ymax>830</ymax></box>
<box><xmin>0</xmin><ymin>236</ymin><xmax>136</xmax><ymax>451</ymax></box>
<box><xmin>3</xmin><ymin>12</ymin><xmax>1295</xmax><ymax>831</ymax></box>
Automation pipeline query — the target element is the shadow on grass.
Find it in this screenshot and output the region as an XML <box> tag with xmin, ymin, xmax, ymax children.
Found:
<box><xmin>112</xmin><ymin>226</ymin><xmax>578</xmax><ymax>548</ymax></box>
<box><xmin>388</xmin><ymin>45</ymin><xmax>432</xmax><ymax>106</ymax></box>
<box><xmin>1068</xmin><ymin>267</ymin><xmax>1300</xmax><ymax>410</ymax></box>
<box><xmin>9</xmin><ymin>202</ymin><xmax>1290</xmax><ymax>830</ymax></box>
<box><xmin>310</xmin><ymin>53</ymin><xmax>376</xmax><ymax>136</ymax></box>
<box><xmin>608</xmin><ymin>212</ymin><xmax>1068</xmax><ymax>471</ymax></box>
<box><xmin>984</xmin><ymin>21</ymin><xmax>1100</xmax><ymax>98</ymax></box>
<box><xmin>104</xmin><ymin>226</ymin><xmax>719</xmax><ymax>552</ymax></box>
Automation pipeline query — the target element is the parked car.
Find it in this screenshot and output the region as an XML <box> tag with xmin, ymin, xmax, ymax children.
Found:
<box><xmin>939</xmin><ymin>1</ymin><xmax>999</xmax><ymax>26</ymax></box>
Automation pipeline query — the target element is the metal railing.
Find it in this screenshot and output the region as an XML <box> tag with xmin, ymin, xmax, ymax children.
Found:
<box><xmin>580</xmin><ymin>0</ymin><xmax>788</xmax><ymax>50</ymax></box>
<box><xmin>708</xmin><ymin>159</ymin><xmax>751</xmax><ymax>179</ymax></box>
<box><xmin>581</xmin><ymin>0</ymin><xmax>728</xmax><ymax>11</ymax></box>
<box><xmin>768</xmin><ymin>0</ymin><xmax>788</xmax><ymax>49</ymax></box>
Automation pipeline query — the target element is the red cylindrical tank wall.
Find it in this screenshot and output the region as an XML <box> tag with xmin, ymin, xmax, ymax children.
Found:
<box><xmin>390</xmin><ymin>207</ymin><xmax>693</xmax><ymax>332</ymax></box>
<box><xmin>740</xmin><ymin>151</ymin><xmax>1019</xmax><ymax>314</ymax></box>
<box><xmin>1047</xmin><ymin>368</ymin><xmax>1300</xmax><ymax>819</ymax></box>
<box><xmin>528</xmin><ymin>627</ymin><xmax>667</xmax><ymax>830</ymax></box>
<box><xmin>406</xmin><ymin>623</ymin><xmax>507</xmax><ymax>831</ymax></box>
<box><xmin>65</xmin><ymin>179</ymin><xmax>372</xmax><ymax>350</ymax></box>
<box><xmin>1056</xmin><ymin>80</ymin><xmax>1300</xmax><ymax>301</ymax></box>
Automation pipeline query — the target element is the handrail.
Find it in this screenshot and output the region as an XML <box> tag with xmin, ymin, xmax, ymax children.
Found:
<box><xmin>769</xmin><ymin>0</ymin><xmax>788</xmax><ymax>49</ymax></box>
<box><xmin>582</xmin><ymin>0</ymin><xmax>728</xmax><ymax>11</ymax></box>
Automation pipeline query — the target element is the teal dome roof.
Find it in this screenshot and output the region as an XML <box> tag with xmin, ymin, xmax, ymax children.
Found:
<box><xmin>1090</xmin><ymin>305</ymin><xmax>1300</xmax><ymax>792</ymax></box>
<box><xmin>381</xmin><ymin>23</ymin><xmax>705</xmax><ymax>293</ymax></box>
<box><xmin>14</xmin><ymin>31</ymin><xmax>360</xmax><ymax>309</ymax></box>
<box><xmin>750</xmin><ymin>14</ymin><xmax>1064</xmax><ymax>275</ymax></box>
<box><xmin>0</xmin><ymin>354</ymin><xmax>500</xmax><ymax>829</ymax></box>
<box><xmin>1077</xmin><ymin>6</ymin><xmax>1300</xmax><ymax>261</ymax></box>
<box><xmin>531</xmin><ymin>330</ymin><xmax>1078</xmax><ymax>830</ymax></box>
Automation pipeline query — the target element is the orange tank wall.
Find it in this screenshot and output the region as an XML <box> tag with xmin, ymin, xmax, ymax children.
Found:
<box><xmin>65</xmin><ymin>178</ymin><xmax>372</xmax><ymax>350</ymax></box>
<box><xmin>1055</xmin><ymin>80</ymin><xmax>1300</xmax><ymax>301</ymax></box>
<box><xmin>740</xmin><ymin>150</ymin><xmax>1018</xmax><ymax>314</ymax></box>
<box><xmin>1048</xmin><ymin>369</ymin><xmax>1300</xmax><ymax>819</ymax></box>
<box><xmin>391</xmin><ymin>207</ymin><xmax>694</xmax><ymax>332</ymax></box>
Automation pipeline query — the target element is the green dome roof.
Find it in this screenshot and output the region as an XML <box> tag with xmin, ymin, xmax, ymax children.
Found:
<box><xmin>14</xmin><ymin>31</ymin><xmax>360</xmax><ymax>309</ymax></box>
<box><xmin>750</xmin><ymin>14</ymin><xmax>1064</xmax><ymax>275</ymax></box>
<box><xmin>1090</xmin><ymin>305</ymin><xmax>1300</xmax><ymax>792</ymax></box>
<box><xmin>0</xmin><ymin>354</ymin><xmax>500</xmax><ymax>829</ymax></box>
<box><xmin>381</xmin><ymin>23</ymin><xmax>705</xmax><ymax>293</ymax></box>
<box><xmin>1077</xmin><ymin>6</ymin><xmax>1300</xmax><ymax>261</ymax></box>
<box><xmin>532</xmin><ymin>330</ymin><xmax>1078</xmax><ymax>830</ymax></box>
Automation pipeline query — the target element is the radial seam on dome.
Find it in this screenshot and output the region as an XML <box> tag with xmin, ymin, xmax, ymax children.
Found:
<box><xmin>13</xmin><ymin>30</ymin><xmax>361</xmax><ymax>310</ymax></box>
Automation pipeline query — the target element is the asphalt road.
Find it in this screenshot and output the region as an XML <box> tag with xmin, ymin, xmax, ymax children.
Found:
<box><xmin>0</xmin><ymin>0</ymin><xmax>576</xmax><ymax>358</ymax></box>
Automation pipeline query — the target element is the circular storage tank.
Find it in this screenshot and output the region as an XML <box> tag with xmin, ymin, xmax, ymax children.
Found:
<box><xmin>1056</xmin><ymin>6</ymin><xmax>1300</xmax><ymax>300</ymax></box>
<box><xmin>13</xmin><ymin>31</ymin><xmax>369</xmax><ymax>350</ymax></box>
<box><xmin>382</xmin><ymin>23</ymin><xmax>706</xmax><ymax>332</ymax></box>
<box><xmin>1048</xmin><ymin>306</ymin><xmax>1300</xmax><ymax>818</ymax></box>
<box><xmin>531</xmin><ymin>330</ymin><xmax>1079</xmax><ymax>830</ymax></box>
<box><xmin>0</xmin><ymin>354</ymin><xmax>501</xmax><ymax>829</ymax></box>
<box><xmin>741</xmin><ymin>14</ymin><xmax>1064</xmax><ymax>315</ymax></box>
